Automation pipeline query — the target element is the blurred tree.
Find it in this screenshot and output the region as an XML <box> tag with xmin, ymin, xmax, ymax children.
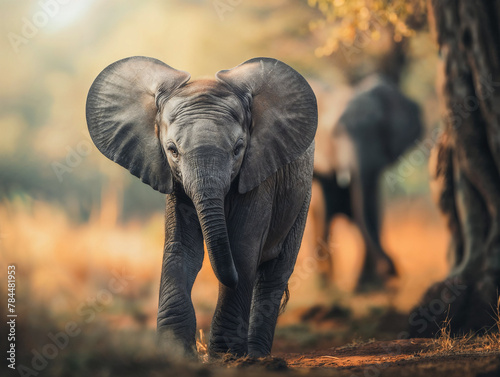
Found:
<box><xmin>309</xmin><ymin>0</ymin><xmax>427</xmax><ymax>83</ymax></box>
<box><xmin>410</xmin><ymin>0</ymin><xmax>500</xmax><ymax>337</ymax></box>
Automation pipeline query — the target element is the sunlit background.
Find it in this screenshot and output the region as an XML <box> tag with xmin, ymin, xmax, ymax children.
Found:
<box><xmin>0</xmin><ymin>0</ymin><xmax>450</xmax><ymax>374</ymax></box>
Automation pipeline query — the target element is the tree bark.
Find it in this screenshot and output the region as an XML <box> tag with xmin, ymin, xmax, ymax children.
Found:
<box><xmin>409</xmin><ymin>0</ymin><xmax>500</xmax><ymax>337</ymax></box>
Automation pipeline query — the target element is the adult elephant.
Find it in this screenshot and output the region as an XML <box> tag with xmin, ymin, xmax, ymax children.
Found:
<box><xmin>86</xmin><ymin>56</ymin><xmax>317</xmax><ymax>358</ymax></box>
<box><xmin>311</xmin><ymin>75</ymin><xmax>422</xmax><ymax>289</ymax></box>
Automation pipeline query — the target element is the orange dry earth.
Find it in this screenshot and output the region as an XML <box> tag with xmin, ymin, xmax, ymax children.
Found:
<box><xmin>278</xmin><ymin>339</ymin><xmax>500</xmax><ymax>375</ymax></box>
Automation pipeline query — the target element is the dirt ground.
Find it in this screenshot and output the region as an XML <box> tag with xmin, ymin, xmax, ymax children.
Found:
<box><xmin>2</xmin><ymin>197</ymin><xmax>500</xmax><ymax>376</ymax></box>
<box><xmin>276</xmin><ymin>338</ymin><xmax>500</xmax><ymax>376</ymax></box>
<box><xmin>209</xmin><ymin>339</ymin><xmax>500</xmax><ymax>377</ymax></box>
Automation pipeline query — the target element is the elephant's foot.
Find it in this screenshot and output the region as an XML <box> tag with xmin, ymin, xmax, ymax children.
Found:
<box><xmin>207</xmin><ymin>330</ymin><xmax>249</xmax><ymax>359</ymax></box>
<box><xmin>408</xmin><ymin>274</ymin><xmax>499</xmax><ymax>338</ymax></box>
<box><xmin>157</xmin><ymin>328</ymin><xmax>198</xmax><ymax>359</ymax></box>
<box><xmin>215</xmin><ymin>354</ymin><xmax>288</xmax><ymax>370</ymax></box>
<box><xmin>356</xmin><ymin>256</ymin><xmax>398</xmax><ymax>292</ymax></box>
<box><xmin>376</xmin><ymin>256</ymin><xmax>398</xmax><ymax>278</ymax></box>
<box><xmin>356</xmin><ymin>275</ymin><xmax>384</xmax><ymax>292</ymax></box>
<box><xmin>208</xmin><ymin>345</ymin><xmax>247</xmax><ymax>361</ymax></box>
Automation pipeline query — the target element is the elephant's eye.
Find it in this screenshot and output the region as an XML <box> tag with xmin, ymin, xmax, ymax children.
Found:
<box><xmin>233</xmin><ymin>140</ymin><xmax>244</xmax><ymax>157</ymax></box>
<box><xmin>167</xmin><ymin>143</ymin><xmax>179</xmax><ymax>158</ymax></box>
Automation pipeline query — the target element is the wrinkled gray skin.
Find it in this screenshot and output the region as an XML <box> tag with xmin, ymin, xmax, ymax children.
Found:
<box><xmin>314</xmin><ymin>75</ymin><xmax>422</xmax><ymax>288</ymax></box>
<box><xmin>86</xmin><ymin>56</ymin><xmax>317</xmax><ymax>357</ymax></box>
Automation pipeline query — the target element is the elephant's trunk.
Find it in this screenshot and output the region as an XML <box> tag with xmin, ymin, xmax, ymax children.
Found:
<box><xmin>191</xmin><ymin>190</ymin><xmax>238</xmax><ymax>289</ymax></box>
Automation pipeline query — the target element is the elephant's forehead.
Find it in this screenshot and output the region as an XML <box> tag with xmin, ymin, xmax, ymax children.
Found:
<box><xmin>172</xmin><ymin>79</ymin><xmax>241</xmax><ymax>107</ymax></box>
<box><xmin>177</xmin><ymin>78</ymin><xmax>228</xmax><ymax>94</ymax></box>
<box><xmin>169</xmin><ymin>120</ymin><xmax>242</xmax><ymax>150</ymax></box>
<box><xmin>162</xmin><ymin>79</ymin><xmax>246</xmax><ymax>124</ymax></box>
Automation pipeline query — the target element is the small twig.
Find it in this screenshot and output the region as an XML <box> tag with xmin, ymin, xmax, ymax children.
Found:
<box><xmin>306</xmin><ymin>355</ymin><xmax>340</xmax><ymax>360</ymax></box>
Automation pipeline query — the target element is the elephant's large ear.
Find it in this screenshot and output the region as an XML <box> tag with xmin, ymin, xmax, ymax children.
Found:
<box><xmin>86</xmin><ymin>56</ymin><xmax>190</xmax><ymax>194</ymax></box>
<box><xmin>216</xmin><ymin>58</ymin><xmax>317</xmax><ymax>194</ymax></box>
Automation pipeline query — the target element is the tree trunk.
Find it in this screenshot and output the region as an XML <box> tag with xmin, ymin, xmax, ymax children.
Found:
<box><xmin>409</xmin><ymin>0</ymin><xmax>500</xmax><ymax>337</ymax></box>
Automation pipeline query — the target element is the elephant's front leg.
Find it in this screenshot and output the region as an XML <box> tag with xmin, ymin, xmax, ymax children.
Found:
<box><xmin>208</xmin><ymin>273</ymin><xmax>255</xmax><ymax>357</ymax></box>
<box><xmin>248</xmin><ymin>191</ymin><xmax>310</xmax><ymax>357</ymax></box>
<box><xmin>208</xmin><ymin>191</ymin><xmax>272</xmax><ymax>357</ymax></box>
<box><xmin>157</xmin><ymin>193</ymin><xmax>204</xmax><ymax>357</ymax></box>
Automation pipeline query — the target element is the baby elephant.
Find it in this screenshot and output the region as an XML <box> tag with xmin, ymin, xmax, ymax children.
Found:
<box><xmin>86</xmin><ymin>57</ymin><xmax>317</xmax><ymax>357</ymax></box>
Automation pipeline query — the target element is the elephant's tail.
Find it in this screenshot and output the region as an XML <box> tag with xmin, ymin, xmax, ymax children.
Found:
<box><xmin>279</xmin><ymin>284</ymin><xmax>290</xmax><ymax>315</ymax></box>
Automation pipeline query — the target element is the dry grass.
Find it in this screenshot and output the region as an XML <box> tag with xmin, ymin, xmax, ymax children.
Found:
<box><xmin>336</xmin><ymin>337</ymin><xmax>376</xmax><ymax>351</ymax></box>
<box><xmin>421</xmin><ymin>304</ymin><xmax>500</xmax><ymax>357</ymax></box>
<box><xmin>484</xmin><ymin>294</ymin><xmax>500</xmax><ymax>348</ymax></box>
<box><xmin>435</xmin><ymin>314</ymin><xmax>455</xmax><ymax>352</ymax></box>
<box><xmin>196</xmin><ymin>329</ymin><xmax>209</xmax><ymax>362</ymax></box>
<box><xmin>494</xmin><ymin>294</ymin><xmax>500</xmax><ymax>333</ymax></box>
<box><xmin>428</xmin><ymin>334</ymin><xmax>500</xmax><ymax>356</ymax></box>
